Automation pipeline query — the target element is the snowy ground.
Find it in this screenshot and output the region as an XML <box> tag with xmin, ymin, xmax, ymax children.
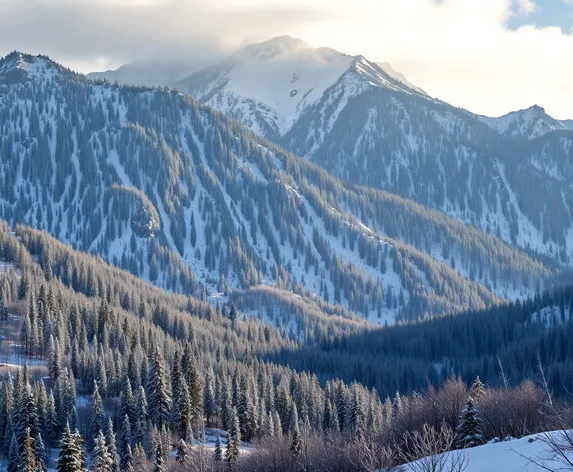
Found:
<box><xmin>398</xmin><ymin>431</ymin><xmax>573</xmax><ymax>472</ymax></box>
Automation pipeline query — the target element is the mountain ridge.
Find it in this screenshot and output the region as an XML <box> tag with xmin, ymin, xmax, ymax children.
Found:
<box><xmin>0</xmin><ymin>50</ymin><xmax>555</xmax><ymax>326</ymax></box>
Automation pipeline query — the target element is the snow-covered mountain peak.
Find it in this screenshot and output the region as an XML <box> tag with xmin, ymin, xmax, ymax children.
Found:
<box><xmin>478</xmin><ymin>104</ymin><xmax>568</xmax><ymax>139</ymax></box>
<box><xmin>237</xmin><ymin>35</ymin><xmax>315</xmax><ymax>61</ymax></box>
<box><xmin>0</xmin><ymin>51</ymin><xmax>73</xmax><ymax>86</ymax></box>
<box><xmin>176</xmin><ymin>38</ymin><xmax>427</xmax><ymax>138</ymax></box>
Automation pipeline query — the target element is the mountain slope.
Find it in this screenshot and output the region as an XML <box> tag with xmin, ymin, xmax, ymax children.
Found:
<box><xmin>478</xmin><ymin>105</ymin><xmax>568</xmax><ymax>139</ymax></box>
<box><xmin>176</xmin><ymin>37</ymin><xmax>573</xmax><ymax>266</ymax></box>
<box><xmin>0</xmin><ymin>51</ymin><xmax>555</xmax><ymax>326</ymax></box>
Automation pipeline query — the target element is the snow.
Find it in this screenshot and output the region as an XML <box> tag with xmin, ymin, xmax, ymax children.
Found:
<box><xmin>398</xmin><ymin>431</ymin><xmax>573</xmax><ymax>472</ymax></box>
<box><xmin>478</xmin><ymin>105</ymin><xmax>567</xmax><ymax>139</ymax></box>
<box><xmin>184</xmin><ymin>37</ymin><xmax>355</xmax><ymax>136</ymax></box>
<box><xmin>179</xmin><ymin>36</ymin><xmax>426</xmax><ymax>139</ymax></box>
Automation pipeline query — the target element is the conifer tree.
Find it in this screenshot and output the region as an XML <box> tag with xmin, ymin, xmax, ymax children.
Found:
<box><xmin>457</xmin><ymin>397</ymin><xmax>483</xmax><ymax>449</ymax></box>
<box><xmin>470</xmin><ymin>376</ymin><xmax>485</xmax><ymax>402</ymax></box>
<box><xmin>34</xmin><ymin>433</ymin><xmax>47</xmax><ymax>472</ymax></box>
<box><xmin>105</xmin><ymin>418</ymin><xmax>119</xmax><ymax>472</ymax></box>
<box><xmin>7</xmin><ymin>433</ymin><xmax>19</xmax><ymax>472</ymax></box>
<box><xmin>175</xmin><ymin>438</ymin><xmax>189</xmax><ymax>464</ymax></box>
<box><xmin>226</xmin><ymin>407</ymin><xmax>240</xmax><ymax>466</ymax></box>
<box><xmin>148</xmin><ymin>347</ymin><xmax>171</xmax><ymax>429</ymax></box>
<box><xmin>91</xmin><ymin>381</ymin><xmax>104</xmax><ymax>438</ymax></box>
<box><xmin>56</xmin><ymin>425</ymin><xmax>83</xmax><ymax>472</ymax></box>
<box><xmin>20</xmin><ymin>428</ymin><xmax>36</xmax><ymax>472</ymax></box>
<box><xmin>132</xmin><ymin>443</ymin><xmax>147</xmax><ymax>471</ymax></box>
<box><xmin>213</xmin><ymin>433</ymin><xmax>223</xmax><ymax>462</ymax></box>
<box><xmin>289</xmin><ymin>405</ymin><xmax>302</xmax><ymax>456</ymax></box>
<box><xmin>119</xmin><ymin>414</ymin><xmax>132</xmax><ymax>470</ymax></box>
<box><xmin>153</xmin><ymin>442</ymin><xmax>165</xmax><ymax>472</ymax></box>
<box><xmin>91</xmin><ymin>431</ymin><xmax>113</xmax><ymax>472</ymax></box>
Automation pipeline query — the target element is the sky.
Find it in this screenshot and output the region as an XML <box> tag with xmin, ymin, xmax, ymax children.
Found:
<box><xmin>0</xmin><ymin>0</ymin><xmax>572</xmax><ymax>118</ymax></box>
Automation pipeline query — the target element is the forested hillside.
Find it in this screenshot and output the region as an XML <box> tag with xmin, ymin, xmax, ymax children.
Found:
<box><xmin>0</xmin><ymin>219</ymin><xmax>571</xmax><ymax>471</ymax></box>
<box><xmin>0</xmin><ymin>51</ymin><xmax>558</xmax><ymax>325</ymax></box>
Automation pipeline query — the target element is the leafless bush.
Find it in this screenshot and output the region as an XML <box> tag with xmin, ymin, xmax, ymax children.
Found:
<box><xmin>399</xmin><ymin>424</ymin><xmax>468</xmax><ymax>472</ymax></box>
<box><xmin>479</xmin><ymin>380</ymin><xmax>549</xmax><ymax>439</ymax></box>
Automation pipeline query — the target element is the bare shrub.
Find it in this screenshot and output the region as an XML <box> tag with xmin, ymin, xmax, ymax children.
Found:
<box><xmin>399</xmin><ymin>424</ymin><xmax>468</xmax><ymax>472</ymax></box>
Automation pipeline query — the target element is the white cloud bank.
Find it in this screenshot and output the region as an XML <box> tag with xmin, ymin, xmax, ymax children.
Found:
<box><xmin>0</xmin><ymin>0</ymin><xmax>572</xmax><ymax>118</ymax></box>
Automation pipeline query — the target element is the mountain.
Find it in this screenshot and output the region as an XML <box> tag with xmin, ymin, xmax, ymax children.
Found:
<box><xmin>87</xmin><ymin>57</ymin><xmax>200</xmax><ymax>87</ymax></box>
<box><xmin>561</xmin><ymin>119</ymin><xmax>573</xmax><ymax>130</ymax></box>
<box><xmin>376</xmin><ymin>61</ymin><xmax>427</xmax><ymax>96</ymax></box>
<box><xmin>478</xmin><ymin>105</ymin><xmax>568</xmax><ymax>139</ymax></box>
<box><xmin>175</xmin><ymin>37</ymin><xmax>573</xmax><ymax>266</ymax></box>
<box><xmin>0</xmin><ymin>51</ymin><xmax>557</xmax><ymax>327</ymax></box>
<box><xmin>175</xmin><ymin>36</ymin><xmax>423</xmax><ymax>141</ymax></box>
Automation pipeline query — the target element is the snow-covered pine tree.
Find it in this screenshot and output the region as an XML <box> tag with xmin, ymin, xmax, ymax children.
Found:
<box><xmin>91</xmin><ymin>431</ymin><xmax>113</xmax><ymax>472</ymax></box>
<box><xmin>289</xmin><ymin>404</ymin><xmax>302</xmax><ymax>456</ymax></box>
<box><xmin>175</xmin><ymin>438</ymin><xmax>189</xmax><ymax>464</ymax></box>
<box><xmin>34</xmin><ymin>433</ymin><xmax>47</xmax><ymax>472</ymax></box>
<box><xmin>91</xmin><ymin>381</ymin><xmax>104</xmax><ymax>437</ymax></box>
<box><xmin>153</xmin><ymin>442</ymin><xmax>165</xmax><ymax>472</ymax></box>
<box><xmin>20</xmin><ymin>427</ymin><xmax>36</xmax><ymax>472</ymax></box>
<box><xmin>105</xmin><ymin>418</ymin><xmax>120</xmax><ymax>472</ymax></box>
<box><xmin>119</xmin><ymin>414</ymin><xmax>133</xmax><ymax>470</ymax></box>
<box><xmin>132</xmin><ymin>443</ymin><xmax>147</xmax><ymax>471</ymax></box>
<box><xmin>456</xmin><ymin>396</ymin><xmax>483</xmax><ymax>448</ymax></box>
<box><xmin>56</xmin><ymin>424</ymin><xmax>83</xmax><ymax>472</ymax></box>
<box><xmin>470</xmin><ymin>376</ymin><xmax>485</xmax><ymax>401</ymax></box>
<box><xmin>7</xmin><ymin>433</ymin><xmax>19</xmax><ymax>472</ymax></box>
<box><xmin>148</xmin><ymin>347</ymin><xmax>171</xmax><ymax>429</ymax></box>
<box><xmin>213</xmin><ymin>433</ymin><xmax>222</xmax><ymax>462</ymax></box>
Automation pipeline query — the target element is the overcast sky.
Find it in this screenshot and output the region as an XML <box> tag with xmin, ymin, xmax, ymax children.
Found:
<box><xmin>1</xmin><ymin>0</ymin><xmax>572</xmax><ymax>118</ymax></box>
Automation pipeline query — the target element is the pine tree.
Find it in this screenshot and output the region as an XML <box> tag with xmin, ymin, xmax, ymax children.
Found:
<box><xmin>228</xmin><ymin>303</ymin><xmax>238</xmax><ymax>330</ymax></box>
<box><xmin>289</xmin><ymin>405</ymin><xmax>302</xmax><ymax>456</ymax></box>
<box><xmin>91</xmin><ymin>381</ymin><xmax>104</xmax><ymax>438</ymax></box>
<box><xmin>470</xmin><ymin>376</ymin><xmax>485</xmax><ymax>401</ymax></box>
<box><xmin>18</xmin><ymin>427</ymin><xmax>36</xmax><ymax>472</ymax></box>
<box><xmin>34</xmin><ymin>433</ymin><xmax>47</xmax><ymax>472</ymax></box>
<box><xmin>148</xmin><ymin>347</ymin><xmax>171</xmax><ymax>429</ymax></box>
<box><xmin>176</xmin><ymin>377</ymin><xmax>191</xmax><ymax>441</ymax></box>
<box><xmin>15</xmin><ymin>382</ymin><xmax>38</xmax><ymax>447</ymax></box>
<box><xmin>119</xmin><ymin>414</ymin><xmax>132</xmax><ymax>470</ymax></box>
<box><xmin>91</xmin><ymin>431</ymin><xmax>113</xmax><ymax>472</ymax></box>
<box><xmin>132</xmin><ymin>443</ymin><xmax>147</xmax><ymax>471</ymax></box>
<box><xmin>213</xmin><ymin>433</ymin><xmax>222</xmax><ymax>462</ymax></box>
<box><xmin>457</xmin><ymin>397</ymin><xmax>483</xmax><ymax>449</ymax></box>
<box><xmin>8</xmin><ymin>433</ymin><xmax>19</xmax><ymax>472</ymax></box>
<box><xmin>72</xmin><ymin>429</ymin><xmax>87</xmax><ymax>471</ymax></box>
<box><xmin>175</xmin><ymin>438</ymin><xmax>189</xmax><ymax>464</ymax></box>
<box><xmin>226</xmin><ymin>407</ymin><xmax>240</xmax><ymax>466</ymax></box>
<box><xmin>153</xmin><ymin>442</ymin><xmax>165</xmax><ymax>472</ymax></box>
<box><xmin>105</xmin><ymin>418</ymin><xmax>120</xmax><ymax>472</ymax></box>
<box><xmin>56</xmin><ymin>425</ymin><xmax>83</xmax><ymax>472</ymax></box>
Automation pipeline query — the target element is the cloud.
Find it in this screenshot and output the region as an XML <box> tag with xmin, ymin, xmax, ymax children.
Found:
<box><xmin>0</xmin><ymin>0</ymin><xmax>572</xmax><ymax>118</ymax></box>
<box><xmin>515</xmin><ymin>0</ymin><xmax>536</xmax><ymax>14</ymax></box>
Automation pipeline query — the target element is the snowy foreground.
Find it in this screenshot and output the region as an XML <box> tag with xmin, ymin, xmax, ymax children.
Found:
<box><xmin>398</xmin><ymin>431</ymin><xmax>572</xmax><ymax>472</ymax></box>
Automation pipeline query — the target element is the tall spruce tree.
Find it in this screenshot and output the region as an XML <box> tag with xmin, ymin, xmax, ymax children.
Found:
<box><xmin>457</xmin><ymin>397</ymin><xmax>483</xmax><ymax>449</ymax></box>
<box><xmin>56</xmin><ymin>424</ymin><xmax>83</xmax><ymax>472</ymax></box>
<box><xmin>148</xmin><ymin>347</ymin><xmax>171</xmax><ymax>429</ymax></box>
<box><xmin>91</xmin><ymin>431</ymin><xmax>113</xmax><ymax>472</ymax></box>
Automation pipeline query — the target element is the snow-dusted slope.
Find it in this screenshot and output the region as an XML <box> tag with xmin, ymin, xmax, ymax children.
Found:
<box><xmin>376</xmin><ymin>61</ymin><xmax>427</xmax><ymax>96</ymax></box>
<box><xmin>561</xmin><ymin>119</ymin><xmax>573</xmax><ymax>130</ymax></box>
<box><xmin>401</xmin><ymin>432</ymin><xmax>573</xmax><ymax>472</ymax></box>
<box><xmin>172</xmin><ymin>38</ymin><xmax>573</xmax><ymax>267</ymax></box>
<box><xmin>0</xmin><ymin>51</ymin><xmax>553</xmax><ymax>326</ymax></box>
<box><xmin>175</xmin><ymin>36</ymin><xmax>423</xmax><ymax>139</ymax></box>
<box><xmin>478</xmin><ymin>105</ymin><xmax>568</xmax><ymax>139</ymax></box>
